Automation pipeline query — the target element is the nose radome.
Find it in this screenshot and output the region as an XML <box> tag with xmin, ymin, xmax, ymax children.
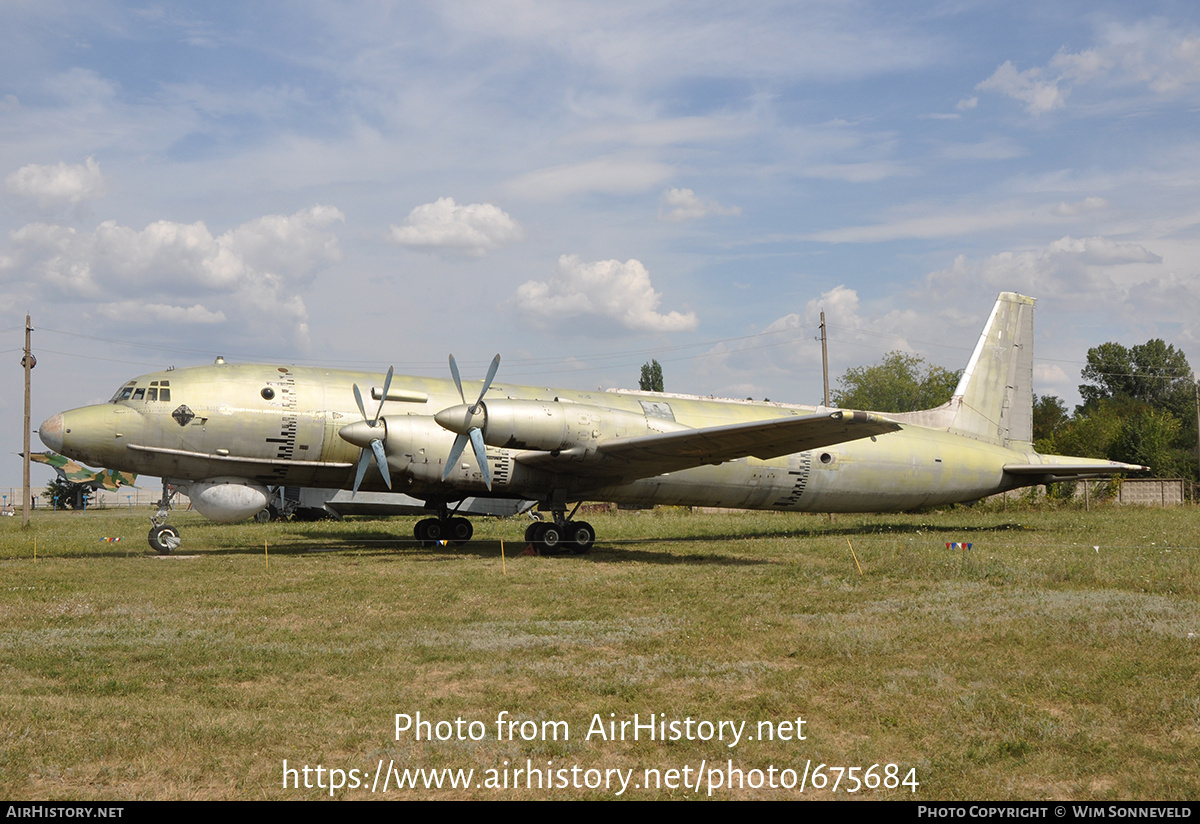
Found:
<box><xmin>39</xmin><ymin>413</ymin><xmax>63</xmax><ymax>452</ymax></box>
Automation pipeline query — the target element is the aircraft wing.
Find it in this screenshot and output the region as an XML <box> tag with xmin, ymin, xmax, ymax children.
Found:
<box><xmin>516</xmin><ymin>410</ymin><xmax>900</xmax><ymax>482</ymax></box>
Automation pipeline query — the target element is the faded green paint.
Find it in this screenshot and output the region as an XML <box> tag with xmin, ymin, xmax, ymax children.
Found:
<box><xmin>41</xmin><ymin>294</ymin><xmax>1142</xmax><ymax>522</ymax></box>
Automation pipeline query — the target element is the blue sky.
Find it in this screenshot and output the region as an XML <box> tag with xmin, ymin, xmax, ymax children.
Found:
<box><xmin>4</xmin><ymin>1</ymin><xmax>1200</xmax><ymax>485</ymax></box>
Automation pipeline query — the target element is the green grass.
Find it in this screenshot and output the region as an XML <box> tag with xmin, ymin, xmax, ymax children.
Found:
<box><xmin>1</xmin><ymin>505</ymin><xmax>1197</xmax><ymax>799</ymax></box>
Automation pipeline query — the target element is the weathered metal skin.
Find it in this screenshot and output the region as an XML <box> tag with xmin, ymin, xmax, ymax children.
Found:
<box><xmin>42</xmin><ymin>293</ymin><xmax>1143</xmax><ymax>523</ymax></box>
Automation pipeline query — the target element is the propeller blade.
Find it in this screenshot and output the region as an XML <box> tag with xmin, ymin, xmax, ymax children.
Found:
<box><xmin>472</xmin><ymin>354</ymin><xmax>501</xmax><ymax>412</ymax></box>
<box><xmin>443</xmin><ymin>432</ymin><xmax>469</xmax><ymax>481</ymax></box>
<box><xmin>370</xmin><ymin>438</ymin><xmax>391</xmax><ymax>489</ymax></box>
<box><xmin>352</xmin><ymin>382</ymin><xmax>368</xmax><ymax>422</ymax></box>
<box><xmin>469</xmin><ymin>426</ymin><xmax>492</xmax><ymax>490</ymax></box>
<box><xmin>352</xmin><ymin>448</ymin><xmax>371</xmax><ymax>493</ymax></box>
<box><xmin>373</xmin><ymin>366</ymin><xmax>394</xmax><ymax>424</ymax></box>
<box><xmin>449</xmin><ymin>354</ymin><xmax>465</xmax><ymax>405</ymax></box>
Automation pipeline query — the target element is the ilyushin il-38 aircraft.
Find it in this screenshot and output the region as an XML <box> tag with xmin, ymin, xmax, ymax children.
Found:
<box><xmin>39</xmin><ymin>293</ymin><xmax>1144</xmax><ymax>554</ymax></box>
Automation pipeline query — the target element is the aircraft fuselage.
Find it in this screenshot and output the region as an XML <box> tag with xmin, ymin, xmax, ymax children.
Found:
<box><xmin>41</xmin><ymin>361</ymin><xmax>1033</xmax><ymax>514</ymax></box>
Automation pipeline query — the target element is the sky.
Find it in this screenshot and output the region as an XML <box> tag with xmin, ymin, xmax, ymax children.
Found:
<box><xmin>4</xmin><ymin>0</ymin><xmax>1200</xmax><ymax>488</ymax></box>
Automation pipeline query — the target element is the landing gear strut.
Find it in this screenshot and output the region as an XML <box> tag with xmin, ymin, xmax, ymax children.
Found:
<box><xmin>148</xmin><ymin>482</ymin><xmax>182</xmax><ymax>554</ymax></box>
<box><xmin>526</xmin><ymin>502</ymin><xmax>594</xmax><ymax>554</ymax></box>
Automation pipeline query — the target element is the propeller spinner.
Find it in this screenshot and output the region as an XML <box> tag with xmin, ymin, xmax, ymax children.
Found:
<box><xmin>340</xmin><ymin>366</ymin><xmax>394</xmax><ymax>492</ymax></box>
<box><xmin>439</xmin><ymin>354</ymin><xmax>500</xmax><ymax>490</ymax></box>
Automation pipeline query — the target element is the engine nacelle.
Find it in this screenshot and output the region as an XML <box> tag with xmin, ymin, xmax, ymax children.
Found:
<box><xmin>480</xmin><ymin>399</ymin><xmax>573</xmax><ymax>451</ymax></box>
<box><xmin>435</xmin><ymin>398</ymin><xmax>690</xmax><ymax>453</ymax></box>
<box><xmin>186</xmin><ymin>478</ymin><xmax>271</xmax><ymax>523</ymax></box>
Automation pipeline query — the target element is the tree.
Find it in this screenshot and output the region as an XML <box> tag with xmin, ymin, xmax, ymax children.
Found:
<box><xmin>43</xmin><ymin>477</ymin><xmax>91</xmax><ymax>510</ymax></box>
<box><xmin>833</xmin><ymin>352</ymin><xmax>961</xmax><ymax>413</ymax></box>
<box><xmin>1032</xmin><ymin>393</ymin><xmax>1069</xmax><ymax>451</ymax></box>
<box><xmin>1074</xmin><ymin>338</ymin><xmax>1197</xmax><ymax>479</ymax></box>
<box><xmin>1078</xmin><ymin>339</ymin><xmax>1193</xmax><ymax>418</ymax></box>
<box><xmin>639</xmin><ymin>360</ymin><xmax>664</xmax><ymax>392</ymax></box>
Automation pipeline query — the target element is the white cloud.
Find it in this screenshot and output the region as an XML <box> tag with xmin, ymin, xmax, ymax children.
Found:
<box><xmin>927</xmin><ymin>236</ymin><xmax>1163</xmax><ymax>300</ymax></box>
<box><xmin>388</xmin><ymin>197</ymin><xmax>523</xmax><ymax>258</ymax></box>
<box><xmin>512</xmin><ymin>254</ymin><xmax>698</xmax><ymax>333</ymax></box>
<box><xmin>507</xmin><ymin>157</ymin><xmax>674</xmax><ymax>199</ymax></box>
<box><xmin>977</xmin><ymin>61</ymin><xmax>1067</xmax><ymax>115</ymax></box>
<box><xmin>1052</xmin><ymin>196</ymin><xmax>1109</xmax><ymax>216</ymax></box>
<box><xmin>5</xmin><ymin>157</ymin><xmax>107</xmax><ymax>208</ymax></box>
<box><xmin>977</xmin><ymin>23</ymin><xmax>1200</xmax><ymax>114</ymax></box>
<box><xmin>657</xmin><ymin>188</ymin><xmax>741</xmax><ymax>222</ymax></box>
<box><xmin>93</xmin><ymin>301</ymin><xmax>227</xmax><ymax>324</ymax></box>
<box><xmin>1</xmin><ymin>206</ymin><xmax>344</xmax><ymax>345</ymax></box>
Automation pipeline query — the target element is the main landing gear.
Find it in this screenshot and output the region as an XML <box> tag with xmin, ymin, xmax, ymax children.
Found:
<box><xmin>413</xmin><ymin>502</ymin><xmax>473</xmax><ymax>547</ymax></box>
<box><xmin>414</xmin><ymin>515</ymin><xmax>474</xmax><ymax>547</ymax></box>
<box><xmin>524</xmin><ymin>502</ymin><xmax>595</xmax><ymax>554</ymax></box>
<box><xmin>148</xmin><ymin>482</ymin><xmax>182</xmax><ymax>555</ymax></box>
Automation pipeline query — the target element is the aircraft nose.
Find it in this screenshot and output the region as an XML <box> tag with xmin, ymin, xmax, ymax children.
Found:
<box><xmin>39</xmin><ymin>413</ymin><xmax>64</xmax><ymax>452</ymax></box>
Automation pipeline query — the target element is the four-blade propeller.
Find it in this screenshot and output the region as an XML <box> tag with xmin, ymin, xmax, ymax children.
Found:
<box><xmin>347</xmin><ymin>366</ymin><xmax>393</xmax><ymax>492</ymax></box>
<box><xmin>442</xmin><ymin>353</ymin><xmax>500</xmax><ymax>490</ymax></box>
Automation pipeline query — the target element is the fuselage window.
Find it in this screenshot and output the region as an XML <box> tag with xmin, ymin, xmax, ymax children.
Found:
<box><xmin>147</xmin><ymin>388</ymin><xmax>158</xmax><ymax>402</ymax></box>
<box><xmin>261</xmin><ymin>387</ymin><xmax>276</xmax><ymax>400</ymax></box>
<box><xmin>160</xmin><ymin>388</ymin><xmax>171</xmax><ymax>402</ymax></box>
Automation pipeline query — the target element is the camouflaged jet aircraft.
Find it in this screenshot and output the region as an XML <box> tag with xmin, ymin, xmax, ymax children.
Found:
<box><xmin>25</xmin><ymin>451</ymin><xmax>138</xmax><ymax>492</ymax></box>
<box><xmin>39</xmin><ymin>293</ymin><xmax>1145</xmax><ymax>554</ymax></box>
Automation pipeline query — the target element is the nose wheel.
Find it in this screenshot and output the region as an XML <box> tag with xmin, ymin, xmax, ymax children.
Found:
<box><xmin>148</xmin><ymin>524</ymin><xmax>181</xmax><ymax>555</ymax></box>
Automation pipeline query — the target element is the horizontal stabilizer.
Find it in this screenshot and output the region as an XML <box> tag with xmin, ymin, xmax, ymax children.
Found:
<box><xmin>1003</xmin><ymin>460</ymin><xmax>1148</xmax><ymax>478</ymax></box>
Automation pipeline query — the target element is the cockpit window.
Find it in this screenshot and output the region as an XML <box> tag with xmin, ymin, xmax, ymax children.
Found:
<box><xmin>110</xmin><ymin>382</ymin><xmax>136</xmax><ymax>402</ymax></box>
<box><xmin>110</xmin><ymin>379</ymin><xmax>170</xmax><ymax>403</ymax></box>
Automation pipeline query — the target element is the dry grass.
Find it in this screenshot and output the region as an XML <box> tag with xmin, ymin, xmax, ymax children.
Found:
<box><xmin>1</xmin><ymin>504</ymin><xmax>1197</xmax><ymax>799</ymax></box>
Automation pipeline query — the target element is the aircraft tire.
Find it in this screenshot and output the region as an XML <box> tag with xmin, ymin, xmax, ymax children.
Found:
<box><xmin>524</xmin><ymin>522</ymin><xmax>540</xmax><ymax>543</ymax></box>
<box><xmin>538</xmin><ymin>523</ymin><xmax>565</xmax><ymax>555</ymax></box>
<box><xmin>448</xmin><ymin>517</ymin><xmax>473</xmax><ymax>545</ymax></box>
<box><xmin>254</xmin><ymin>508</ymin><xmax>271</xmax><ymax>524</ymax></box>
<box><xmin>415</xmin><ymin>517</ymin><xmax>436</xmax><ymax>547</ymax></box>
<box><xmin>424</xmin><ymin>518</ymin><xmax>445</xmax><ymax>545</ymax></box>
<box><xmin>566</xmin><ymin>521</ymin><xmax>595</xmax><ymax>554</ymax></box>
<box><xmin>148</xmin><ymin>525</ymin><xmax>181</xmax><ymax>555</ymax></box>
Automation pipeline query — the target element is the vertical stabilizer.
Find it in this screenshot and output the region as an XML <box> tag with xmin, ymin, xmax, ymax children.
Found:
<box><xmin>948</xmin><ymin>292</ymin><xmax>1034</xmax><ymax>447</ymax></box>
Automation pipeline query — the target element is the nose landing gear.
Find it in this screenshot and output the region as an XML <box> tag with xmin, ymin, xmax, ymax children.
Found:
<box><xmin>148</xmin><ymin>482</ymin><xmax>181</xmax><ymax>554</ymax></box>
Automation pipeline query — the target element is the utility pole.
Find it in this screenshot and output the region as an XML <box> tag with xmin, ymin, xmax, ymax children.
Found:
<box><xmin>22</xmin><ymin>314</ymin><xmax>33</xmax><ymax>527</ymax></box>
<box><xmin>820</xmin><ymin>310</ymin><xmax>830</xmax><ymax>407</ymax></box>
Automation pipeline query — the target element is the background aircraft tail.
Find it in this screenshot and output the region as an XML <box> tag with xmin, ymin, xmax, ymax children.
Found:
<box><xmin>888</xmin><ymin>292</ymin><xmax>1035</xmax><ymax>448</ymax></box>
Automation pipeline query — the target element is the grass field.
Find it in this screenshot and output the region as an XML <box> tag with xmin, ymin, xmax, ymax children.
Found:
<box><xmin>1</xmin><ymin>503</ymin><xmax>1197</xmax><ymax>800</ymax></box>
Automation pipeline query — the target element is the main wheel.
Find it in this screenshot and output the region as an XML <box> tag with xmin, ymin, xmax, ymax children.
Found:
<box><xmin>148</xmin><ymin>524</ymin><xmax>181</xmax><ymax>555</ymax></box>
<box><xmin>538</xmin><ymin>523</ymin><xmax>565</xmax><ymax>554</ymax></box>
<box><xmin>414</xmin><ymin>517</ymin><xmax>440</xmax><ymax>547</ymax></box>
<box><xmin>525</xmin><ymin>522</ymin><xmax>540</xmax><ymax>543</ymax></box>
<box><xmin>448</xmin><ymin>517</ymin><xmax>473</xmax><ymax>545</ymax></box>
<box><xmin>566</xmin><ymin>521</ymin><xmax>595</xmax><ymax>554</ymax></box>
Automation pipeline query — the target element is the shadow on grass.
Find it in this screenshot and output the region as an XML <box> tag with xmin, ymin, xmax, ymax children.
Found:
<box><xmin>186</xmin><ymin>528</ymin><xmax>771</xmax><ymax>567</ymax></box>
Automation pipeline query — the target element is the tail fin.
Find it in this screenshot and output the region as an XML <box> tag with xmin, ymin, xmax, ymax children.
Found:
<box><xmin>947</xmin><ymin>292</ymin><xmax>1035</xmax><ymax>447</ymax></box>
<box><xmin>884</xmin><ymin>292</ymin><xmax>1034</xmax><ymax>447</ymax></box>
